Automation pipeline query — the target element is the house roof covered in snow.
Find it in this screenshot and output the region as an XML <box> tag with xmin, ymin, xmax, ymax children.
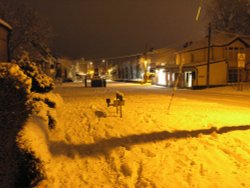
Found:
<box><xmin>0</xmin><ymin>19</ymin><xmax>12</xmax><ymax>31</ymax></box>
<box><xmin>178</xmin><ymin>32</ymin><xmax>250</xmax><ymax>53</ymax></box>
<box><xmin>149</xmin><ymin>48</ymin><xmax>177</xmax><ymax>65</ymax></box>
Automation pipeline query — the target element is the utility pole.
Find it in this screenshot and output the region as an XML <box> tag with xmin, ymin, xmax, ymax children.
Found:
<box><xmin>207</xmin><ymin>22</ymin><xmax>211</xmax><ymax>88</ymax></box>
<box><xmin>143</xmin><ymin>44</ymin><xmax>148</xmax><ymax>83</ymax></box>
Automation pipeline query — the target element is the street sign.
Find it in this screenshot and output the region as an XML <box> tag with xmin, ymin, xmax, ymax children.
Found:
<box><xmin>237</xmin><ymin>53</ymin><xmax>246</xmax><ymax>68</ymax></box>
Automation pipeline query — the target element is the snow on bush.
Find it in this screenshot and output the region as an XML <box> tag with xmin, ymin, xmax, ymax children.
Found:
<box><xmin>15</xmin><ymin>51</ymin><xmax>61</xmax><ymax>128</ymax></box>
<box><xmin>17</xmin><ymin>52</ymin><xmax>55</xmax><ymax>93</ymax></box>
<box><xmin>0</xmin><ymin>63</ymin><xmax>41</xmax><ymax>187</ymax></box>
<box><xmin>30</xmin><ymin>92</ymin><xmax>63</xmax><ymax>129</ymax></box>
<box><xmin>0</xmin><ymin>63</ymin><xmax>32</xmax><ymax>126</ymax></box>
<box><xmin>0</xmin><ymin>62</ymin><xmax>63</xmax><ymax>187</ymax></box>
<box><xmin>17</xmin><ymin>116</ymin><xmax>50</xmax><ymax>186</ymax></box>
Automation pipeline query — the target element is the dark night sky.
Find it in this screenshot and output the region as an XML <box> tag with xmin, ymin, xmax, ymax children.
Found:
<box><xmin>25</xmin><ymin>0</ymin><xmax>207</xmax><ymax>59</ymax></box>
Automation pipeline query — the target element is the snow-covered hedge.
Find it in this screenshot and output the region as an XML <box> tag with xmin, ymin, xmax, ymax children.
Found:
<box><xmin>0</xmin><ymin>63</ymin><xmax>40</xmax><ymax>187</ymax></box>
<box><xmin>0</xmin><ymin>62</ymin><xmax>61</xmax><ymax>187</ymax></box>
<box><xmin>0</xmin><ymin>63</ymin><xmax>32</xmax><ymax>125</ymax></box>
<box><xmin>30</xmin><ymin>92</ymin><xmax>63</xmax><ymax>129</ymax></box>
<box><xmin>17</xmin><ymin>52</ymin><xmax>55</xmax><ymax>93</ymax></box>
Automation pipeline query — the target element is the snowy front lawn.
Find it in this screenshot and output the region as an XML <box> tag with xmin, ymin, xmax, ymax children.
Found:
<box><xmin>20</xmin><ymin>82</ymin><xmax>250</xmax><ymax>188</ymax></box>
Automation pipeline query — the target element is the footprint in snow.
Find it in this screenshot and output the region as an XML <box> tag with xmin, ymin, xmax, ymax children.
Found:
<box><xmin>95</xmin><ymin>110</ymin><xmax>107</xmax><ymax>118</ymax></box>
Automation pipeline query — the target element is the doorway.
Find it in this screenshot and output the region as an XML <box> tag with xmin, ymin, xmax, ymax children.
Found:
<box><xmin>246</xmin><ymin>63</ymin><xmax>250</xmax><ymax>81</ymax></box>
<box><xmin>157</xmin><ymin>69</ymin><xmax>166</xmax><ymax>85</ymax></box>
<box><xmin>184</xmin><ymin>71</ymin><xmax>193</xmax><ymax>88</ymax></box>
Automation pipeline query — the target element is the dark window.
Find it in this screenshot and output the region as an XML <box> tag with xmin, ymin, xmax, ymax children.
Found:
<box><xmin>228</xmin><ymin>69</ymin><xmax>238</xmax><ymax>82</ymax></box>
<box><xmin>130</xmin><ymin>65</ymin><xmax>133</xmax><ymax>79</ymax></box>
<box><xmin>136</xmin><ymin>64</ymin><xmax>140</xmax><ymax>78</ymax></box>
<box><xmin>125</xmin><ymin>67</ymin><xmax>129</xmax><ymax>78</ymax></box>
<box><xmin>192</xmin><ymin>71</ymin><xmax>196</xmax><ymax>80</ymax></box>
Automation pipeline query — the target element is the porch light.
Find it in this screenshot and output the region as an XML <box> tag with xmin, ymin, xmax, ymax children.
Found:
<box><xmin>88</xmin><ymin>70</ymin><xmax>94</xmax><ymax>75</ymax></box>
<box><xmin>144</xmin><ymin>60</ymin><xmax>148</xmax><ymax>68</ymax></box>
<box><xmin>107</xmin><ymin>68</ymin><xmax>113</xmax><ymax>76</ymax></box>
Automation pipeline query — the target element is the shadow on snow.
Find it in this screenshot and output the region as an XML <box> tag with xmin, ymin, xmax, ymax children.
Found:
<box><xmin>49</xmin><ymin>125</ymin><xmax>250</xmax><ymax>158</ymax></box>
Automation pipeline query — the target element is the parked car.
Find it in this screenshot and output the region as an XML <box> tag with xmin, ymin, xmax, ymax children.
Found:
<box><xmin>91</xmin><ymin>76</ymin><xmax>106</xmax><ymax>87</ymax></box>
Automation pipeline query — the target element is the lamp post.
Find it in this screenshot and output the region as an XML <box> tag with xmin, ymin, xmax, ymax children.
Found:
<box><xmin>102</xmin><ymin>59</ymin><xmax>108</xmax><ymax>77</ymax></box>
<box><xmin>207</xmin><ymin>22</ymin><xmax>211</xmax><ymax>88</ymax></box>
<box><xmin>144</xmin><ymin>59</ymin><xmax>148</xmax><ymax>83</ymax></box>
<box><xmin>143</xmin><ymin>44</ymin><xmax>153</xmax><ymax>83</ymax></box>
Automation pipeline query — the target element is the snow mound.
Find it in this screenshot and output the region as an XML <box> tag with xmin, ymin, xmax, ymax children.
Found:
<box><xmin>17</xmin><ymin>116</ymin><xmax>51</xmax><ymax>162</ymax></box>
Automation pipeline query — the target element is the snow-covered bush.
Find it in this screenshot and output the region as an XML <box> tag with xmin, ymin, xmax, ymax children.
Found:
<box><xmin>17</xmin><ymin>52</ymin><xmax>55</xmax><ymax>93</ymax></box>
<box><xmin>0</xmin><ymin>61</ymin><xmax>63</xmax><ymax>187</ymax></box>
<box><xmin>0</xmin><ymin>63</ymin><xmax>32</xmax><ymax>126</ymax></box>
<box><xmin>0</xmin><ymin>63</ymin><xmax>43</xmax><ymax>187</ymax></box>
<box><xmin>30</xmin><ymin>92</ymin><xmax>63</xmax><ymax>129</ymax></box>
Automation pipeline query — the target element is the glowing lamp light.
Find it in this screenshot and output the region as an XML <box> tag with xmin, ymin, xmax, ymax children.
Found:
<box><xmin>147</xmin><ymin>66</ymin><xmax>151</xmax><ymax>72</ymax></box>
<box><xmin>108</xmin><ymin>68</ymin><xmax>112</xmax><ymax>74</ymax></box>
<box><xmin>89</xmin><ymin>70</ymin><xmax>94</xmax><ymax>75</ymax></box>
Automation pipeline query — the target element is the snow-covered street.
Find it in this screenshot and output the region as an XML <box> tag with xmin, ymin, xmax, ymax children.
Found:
<box><xmin>3</xmin><ymin>1</ymin><xmax>250</xmax><ymax>187</ymax></box>
<box><xmin>24</xmin><ymin>81</ymin><xmax>250</xmax><ymax>187</ymax></box>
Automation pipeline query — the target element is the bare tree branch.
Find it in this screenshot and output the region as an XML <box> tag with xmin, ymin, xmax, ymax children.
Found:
<box><xmin>206</xmin><ymin>0</ymin><xmax>250</xmax><ymax>35</ymax></box>
<box><xmin>0</xmin><ymin>0</ymin><xmax>55</xmax><ymax>62</ymax></box>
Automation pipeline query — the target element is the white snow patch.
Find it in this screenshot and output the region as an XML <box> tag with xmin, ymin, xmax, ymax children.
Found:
<box><xmin>20</xmin><ymin>82</ymin><xmax>250</xmax><ymax>187</ymax></box>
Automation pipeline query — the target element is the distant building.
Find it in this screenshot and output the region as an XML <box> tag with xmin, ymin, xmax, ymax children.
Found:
<box><xmin>149</xmin><ymin>48</ymin><xmax>178</xmax><ymax>86</ymax></box>
<box><xmin>111</xmin><ymin>32</ymin><xmax>250</xmax><ymax>88</ymax></box>
<box><xmin>174</xmin><ymin>33</ymin><xmax>250</xmax><ymax>88</ymax></box>
<box><xmin>56</xmin><ymin>58</ymin><xmax>94</xmax><ymax>82</ymax></box>
<box><xmin>0</xmin><ymin>19</ymin><xmax>12</xmax><ymax>61</ymax></box>
<box><xmin>108</xmin><ymin>54</ymin><xmax>142</xmax><ymax>82</ymax></box>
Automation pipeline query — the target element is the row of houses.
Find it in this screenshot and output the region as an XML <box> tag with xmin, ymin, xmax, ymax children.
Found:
<box><xmin>2</xmin><ymin>17</ymin><xmax>250</xmax><ymax>88</ymax></box>
<box><xmin>109</xmin><ymin>32</ymin><xmax>250</xmax><ymax>88</ymax></box>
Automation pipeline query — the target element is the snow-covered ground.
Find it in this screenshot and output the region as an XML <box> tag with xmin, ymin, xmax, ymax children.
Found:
<box><xmin>21</xmin><ymin>81</ymin><xmax>250</xmax><ymax>188</ymax></box>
